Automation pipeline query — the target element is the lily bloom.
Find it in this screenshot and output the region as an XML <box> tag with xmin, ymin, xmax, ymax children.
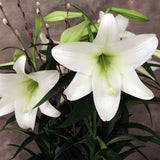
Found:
<box><xmin>52</xmin><ymin>13</ymin><xmax>158</xmax><ymax>121</ymax></box>
<box><xmin>0</xmin><ymin>56</ymin><xmax>60</xmax><ymax>129</ymax></box>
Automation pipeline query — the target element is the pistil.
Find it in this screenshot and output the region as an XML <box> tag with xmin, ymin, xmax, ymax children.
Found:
<box><xmin>98</xmin><ymin>54</ymin><xmax>116</xmax><ymax>96</ymax></box>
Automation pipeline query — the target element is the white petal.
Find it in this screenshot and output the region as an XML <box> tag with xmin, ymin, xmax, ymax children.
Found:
<box><xmin>116</xmin><ymin>14</ymin><xmax>129</xmax><ymax>32</ymax></box>
<box><xmin>28</xmin><ymin>70</ymin><xmax>59</xmax><ymax>95</ymax></box>
<box><xmin>39</xmin><ymin>101</ymin><xmax>60</xmax><ymax>117</ymax></box>
<box><xmin>119</xmin><ymin>31</ymin><xmax>135</xmax><ymax>39</ymax></box>
<box><xmin>40</xmin><ymin>32</ymin><xmax>49</xmax><ymax>44</ymax></box>
<box><xmin>14</xmin><ymin>97</ymin><xmax>38</xmax><ymax>130</ymax></box>
<box><xmin>122</xmin><ymin>67</ymin><xmax>154</xmax><ymax>99</ymax></box>
<box><xmin>114</xmin><ymin>34</ymin><xmax>158</xmax><ymax>68</ymax></box>
<box><xmin>0</xmin><ymin>98</ymin><xmax>14</xmax><ymax>116</ymax></box>
<box><xmin>92</xmin><ymin>67</ymin><xmax>121</xmax><ymax>121</ymax></box>
<box><xmin>13</xmin><ymin>55</ymin><xmax>27</xmax><ymax>75</ymax></box>
<box><xmin>64</xmin><ymin>73</ymin><xmax>92</xmax><ymax>100</ymax></box>
<box><xmin>52</xmin><ymin>42</ymin><xmax>101</xmax><ymax>75</ymax></box>
<box><xmin>94</xmin><ymin>14</ymin><xmax>119</xmax><ymax>47</ymax></box>
<box><xmin>40</xmin><ymin>32</ymin><xmax>49</xmax><ymax>50</ymax></box>
<box><xmin>0</xmin><ymin>74</ymin><xmax>17</xmax><ymax>97</ymax></box>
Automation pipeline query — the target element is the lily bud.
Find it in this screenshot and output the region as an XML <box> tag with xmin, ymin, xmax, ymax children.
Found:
<box><xmin>36</xmin><ymin>1</ymin><xmax>40</xmax><ymax>8</ymax></box>
<box><xmin>46</xmin><ymin>23</ymin><xmax>49</xmax><ymax>29</ymax></box>
<box><xmin>64</xmin><ymin>14</ymin><xmax>68</xmax><ymax>20</ymax></box>
<box><xmin>67</xmin><ymin>3</ymin><xmax>70</xmax><ymax>10</ymax></box>
<box><xmin>0</xmin><ymin>2</ymin><xmax>2</xmax><ymax>8</ymax></box>
<box><xmin>36</xmin><ymin>8</ymin><xmax>40</xmax><ymax>15</ymax></box>
<box><xmin>15</xmin><ymin>29</ymin><xmax>20</xmax><ymax>38</ymax></box>
<box><xmin>3</xmin><ymin>18</ymin><xmax>8</xmax><ymax>25</ymax></box>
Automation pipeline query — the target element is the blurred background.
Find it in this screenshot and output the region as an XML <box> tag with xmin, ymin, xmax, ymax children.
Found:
<box><xmin>0</xmin><ymin>0</ymin><xmax>160</xmax><ymax>159</ymax></box>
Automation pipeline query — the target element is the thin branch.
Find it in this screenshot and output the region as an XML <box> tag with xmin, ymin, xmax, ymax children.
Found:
<box><xmin>17</xmin><ymin>0</ymin><xmax>43</xmax><ymax>65</ymax></box>
<box><xmin>0</xmin><ymin>5</ymin><xmax>36</xmax><ymax>71</ymax></box>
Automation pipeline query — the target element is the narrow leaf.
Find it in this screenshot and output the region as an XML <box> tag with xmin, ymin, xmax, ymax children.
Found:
<box><xmin>2</xmin><ymin>115</ymin><xmax>15</xmax><ymax>129</ymax></box>
<box><xmin>34</xmin><ymin>16</ymin><xmax>43</xmax><ymax>44</ymax></box>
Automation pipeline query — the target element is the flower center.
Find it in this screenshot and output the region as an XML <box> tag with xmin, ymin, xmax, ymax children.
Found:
<box><xmin>98</xmin><ymin>54</ymin><xmax>116</xmax><ymax>96</ymax></box>
<box><xmin>21</xmin><ymin>79</ymin><xmax>39</xmax><ymax>113</ymax></box>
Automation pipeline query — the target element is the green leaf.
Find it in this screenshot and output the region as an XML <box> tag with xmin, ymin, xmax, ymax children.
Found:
<box><xmin>106</xmin><ymin>135</ymin><xmax>153</xmax><ymax>146</ymax></box>
<box><xmin>96</xmin><ymin>149</ymin><xmax>121</xmax><ymax>160</ymax></box>
<box><xmin>2</xmin><ymin>115</ymin><xmax>15</xmax><ymax>129</ymax></box>
<box><xmin>71</xmin><ymin>4</ymin><xmax>98</xmax><ymax>32</ymax></box>
<box><xmin>34</xmin><ymin>16</ymin><xmax>43</xmax><ymax>44</ymax></box>
<box><xmin>11</xmin><ymin>132</ymin><xmax>47</xmax><ymax>159</ymax></box>
<box><xmin>143</xmin><ymin>101</ymin><xmax>152</xmax><ymax>126</ymax></box>
<box><xmin>0</xmin><ymin>128</ymin><xmax>29</xmax><ymax>137</ymax></box>
<box><xmin>120</xmin><ymin>146</ymin><xmax>144</xmax><ymax>159</ymax></box>
<box><xmin>9</xmin><ymin>144</ymin><xmax>36</xmax><ymax>156</ymax></box>
<box><xmin>60</xmin><ymin>20</ymin><xmax>90</xmax><ymax>43</ymax></box>
<box><xmin>0</xmin><ymin>64</ymin><xmax>13</xmax><ymax>70</ymax></box>
<box><xmin>106</xmin><ymin>7</ymin><xmax>150</xmax><ymax>21</ymax></box>
<box><xmin>59</xmin><ymin>95</ymin><xmax>95</xmax><ymax>128</ymax></box>
<box><xmin>33</xmin><ymin>16</ymin><xmax>43</xmax><ymax>70</ymax></box>
<box><xmin>96</xmin><ymin>136</ymin><xmax>107</xmax><ymax>149</ymax></box>
<box><xmin>0</xmin><ymin>61</ymin><xmax>14</xmax><ymax>67</ymax></box>
<box><xmin>14</xmin><ymin>49</ymin><xmax>25</xmax><ymax>62</ymax></box>
<box><xmin>87</xmin><ymin>24</ymin><xmax>94</xmax><ymax>42</ymax></box>
<box><xmin>54</xmin><ymin>137</ymin><xmax>81</xmax><ymax>160</ymax></box>
<box><xmin>121</xmin><ymin>123</ymin><xmax>160</xmax><ymax>140</ymax></box>
<box><xmin>44</xmin><ymin>11</ymin><xmax>83</xmax><ymax>22</ymax></box>
<box><xmin>0</xmin><ymin>46</ymin><xmax>22</xmax><ymax>52</ymax></box>
<box><xmin>33</xmin><ymin>72</ymin><xmax>75</xmax><ymax>109</ymax></box>
<box><xmin>142</xmin><ymin>62</ymin><xmax>156</xmax><ymax>80</ymax></box>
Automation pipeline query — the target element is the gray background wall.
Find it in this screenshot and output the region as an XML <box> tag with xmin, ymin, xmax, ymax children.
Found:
<box><xmin>0</xmin><ymin>0</ymin><xmax>160</xmax><ymax>159</ymax></box>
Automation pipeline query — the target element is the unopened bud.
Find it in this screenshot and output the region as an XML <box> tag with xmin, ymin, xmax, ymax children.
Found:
<box><xmin>0</xmin><ymin>2</ymin><xmax>3</xmax><ymax>7</ymax></box>
<box><xmin>36</xmin><ymin>1</ymin><xmax>40</xmax><ymax>8</ymax></box>
<box><xmin>15</xmin><ymin>29</ymin><xmax>20</xmax><ymax>37</ymax></box>
<box><xmin>46</xmin><ymin>23</ymin><xmax>49</xmax><ymax>29</ymax></box>
<box><xmin>67</xmin><ymin>3</ymin><xmax>70</xmax><ymax>10</ymax></box>
<box><xmin>64</xmin><ymin>14</ymin><xmax>68</xmax><ymax>20</ymax></box>
<box><xmin>3</xmin><ymin>18</ymin><xmax>8</xmax><ymax>25</ymax></box>
<box><xmin>36</xmin><ymin>8</ymin><xmax>40</xmax><ymax>15</ymax></box>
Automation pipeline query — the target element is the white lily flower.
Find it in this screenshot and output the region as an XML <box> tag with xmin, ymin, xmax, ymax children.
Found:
<box><xmin>0</xmin><ymin>56</ymin><xmax>60</xmax><ymax>129</ymax></box>
<box><xmin>110</xmin><ymin>12</ymin><xmax>158</xmax><ymax>79</ymax></box>
<box><xmin>52</xmin><ymin>13</ymin><xmax>158</xmax><ymax>121</ymax></box>
<box><xmin>98</xmin><ymin>11</ymin><xmax>135</xmax><ymax>39</ymax></box>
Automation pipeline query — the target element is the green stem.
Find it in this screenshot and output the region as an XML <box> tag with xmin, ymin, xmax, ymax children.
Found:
<box><xmin>83</xmin><ymin>118</ymin><xmax>93</xmax><ymax>136</ymax></box>
<box><xmin>105</xmin><ymin>8</ymin><xmax>111</xmax><ymax>13</ymax></box>
<box><xmin>32</xmin><ymin>48</ymin><xmax>38</xmax><ymax>71</ymax></box>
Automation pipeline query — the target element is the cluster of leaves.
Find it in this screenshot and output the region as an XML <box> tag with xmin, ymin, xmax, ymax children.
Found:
<box><xmin>0</xmin><ymin>4</ymin><xmax>160</xmax><ymax>160</ymax></box>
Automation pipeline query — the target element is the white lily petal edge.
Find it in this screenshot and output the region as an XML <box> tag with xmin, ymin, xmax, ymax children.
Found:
<box><xmin>0</xmin><ymin>55</ymin><xmax>60</xmax><ymax>130</ymax></box>
<box><xmin>52</xmin><ymin>13</ymin><xmax>158</xmax><ymax>122</ymax></box>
